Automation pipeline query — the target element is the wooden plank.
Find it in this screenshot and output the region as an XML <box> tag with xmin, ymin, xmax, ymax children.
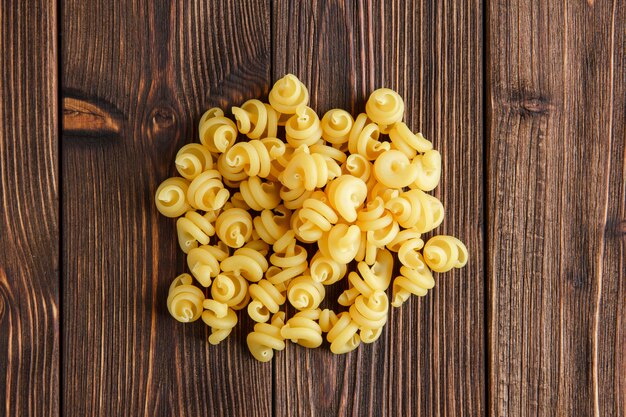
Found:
<box><xmin>0</xmin><ymin>1</ymin><xmax>59</xmax><ymax>416</ymax></box>
<box><xmin>487</xmin><ymin>0</ymin><xmax>625</xmax><ymax>415</ymax></box>
<box><xmin>272</xmin><ymin>1</ymin><xmax>485</xmax><ymax>415</ymax></box>
<box><xmin>61</xmin><ymin>1</ymin><xmax>272</xmax><ymax>416</ymax></box>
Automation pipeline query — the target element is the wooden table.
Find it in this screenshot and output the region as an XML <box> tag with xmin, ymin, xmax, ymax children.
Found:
<box><xmin>0</xmin><ymin>1</ymin><xmax>623</xmax><ymax>416</ymax></box>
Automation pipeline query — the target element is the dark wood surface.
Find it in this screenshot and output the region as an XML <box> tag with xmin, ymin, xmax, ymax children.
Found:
<box><xmin>0</xmin><ymin>0</ymin><xmax>623</xmax><ymax>416</ymax></box>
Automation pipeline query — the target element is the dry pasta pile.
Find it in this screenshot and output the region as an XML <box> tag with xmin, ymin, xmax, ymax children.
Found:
<box><xmin>156</xmin><ymin>74</ymin><xmax>468</xmax><ymax>362</ymax></box>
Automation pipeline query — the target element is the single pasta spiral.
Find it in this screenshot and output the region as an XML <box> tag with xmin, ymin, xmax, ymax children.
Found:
<box><xmin>326</xmin><ymin>175</ymin><xmax>368</xmax><ymax>222</ymax></box>
<box><xmin>175</xmin><ymin>143</ymin><xmax>213</xmax><ymax>180</ymax></box>
<box><xmin>319</xmin><ymin>308</ymin><xmax>339</xmax><ymax>332</ymax></box>
<box><xmin>232</xmin><ymin>99</ymin><xmax>278</xmax><ymax>139</ymax></box>
<box><xmin>386</xmin><ymin>228</ymin><xmax>422</xmax><ymax>252</ymax></box>
<box><xmin>269</xmin><ymin>74</ymin><xmax>309</xmax><ymax>117</ymax></box>
<box><xmin>176</xmin><ymin>210</ymin><xmax>217</xmax><ymax>253</ymax></box>
<box><xmin>247</xmin><ymin>312</ymin><xmax>287</xmax><ymax>362</ymax></box>
<box><xmin>348</xmin><ymin>113</ymin><xmax>390</xmax><ymax>160</ymax></box>
<box><xmin>389</xmin><ymin>122</ymin><xmax>433</xmax><ymax>158</ymax></box>
<box><xmin>253</xmin><ymin>205</ymin><xmax>292</xmax><ymax>245</ymax></box>
<box><xmin>167</xmin><ymin>273</ymin><xmax>205</xmax><ymax>323</ymax></box>
<box><xmin>222</xmin><ymin>138</ymin><xmax>285</xmax><ymax>180</ymax></box>
<box><xmin>280</xmin><ymin>145</ymin><xmax>341</xmax><ymax>191</ymax></box>
<box><xmin>320</xmin><ymin>223</ymin><xmax>361</xmax><ymax>264</ymax></box>
<box><xmin>187</xmin><ymin>170</ymin><xmax>230</xmax><ymax>211</ymax></box>
<box><xmin>321</xmin><ymin>109</ymin><xmax>354</xmax><ymax>146</ymax></box>
<box><xmin>155</xmin><ymin>177</ymin><xmax>191</xmax><ymax>218</ymax></box>
<box><xmin>356</xmin><ymin>198</ymin><xmax>399</xmax><ymax>254</ymax></box>
<box><xmin>211</xmin><ymin>271</ymin><xmax>250</xmax><ymax>310</ymax></box>
<box><xmin>349</xmin><ymin>291</ymin><xmax>389</xmax><ymax>343</ymax></box>
<box><xmin>365</xmin><ymin>88</ymin><xmax>404</xmax><ymax>133</ymax></box>
<box><xmin>410</xmin><ymin>149</ymin><xmax>442</xmax><ymax>191</ymax></box>
<box><xmin>202</xmin><ymin>299</ymin><xmax>238</xmax><ymax>345</ymax></box>
<box><xmin>215</xmin><ymin>208</ymin><xmax>253</xmax><ymax>248</ymax></box>
<box><xmin>239</xmin><ymin>176</ymin><xmax>281</xmax><ymax>210</ymax></box>
<box><xmin>287</xmin><ymin>275</ymin><xmax>326</xmax><ymax>310</ymax></box>
<box><xmin>326</xmin><ymin>312</ymin><xmax>360</xmax><ymax>354</ymax></box>
<box><xmin>385</xmin><ymin>189</ymin><xmax>444</xmax><ymax>233</ymax></box>
<box><xmin>285</xmin><ymin>105</ymin><xmax>323</xmax><ymax>147</ymax></box>
<box><xmin>422</xmin><ymin>235</ymin><xmax>468</xmax><ymax>273</ymax></box>
<box><xmin>280</xmin><ymin>185</ymin><xmax>313</xmax><ymax>210</ymax></box>
<box><xmin>220</xmin><ymin>246</ymin><xmax>269</xmax><ymax>282</ymax></box>
<box><xmin>368</xmin><ymin>181</ymin><xmax>400</xmax><ymax>203</ymax></box>
<box><xmin>198</xmin><ymin>108</ymin><xmax>238</xmax><ymax>153</ymax></box>
<box><xmin>309</xmin><ymin>251</ymin><xmax>347</xmax><ymax>285</ymax></box>
<box><xmin>248</xmin><ymin>279</ymin><xmax>287</xmax><ymax>323</ymax></box>
<box><xmin>187</xmin><ymin>242</ymin><xmax>229</xmax><ymax>287</ymax></box>
<box><xmin>338</xmin><ymin>249</ymin><xmax>394</xmax><ymax>305</ymax></box>
<box><xmin>374</xmin><ymin>150</ymin><xmax>418</xmax><ymax>188</ymax></box>
<box><xmin>296</xmin><ymin>191</ymin><xmax>339</xmax><ymax>241</ymax></box>
<box><xmin>310</xmin><ymin>141</ymin><xmax>347</xmax><ymax>164</ymax></box>
<box><xmin>281</xmin><ymin>309</ymin><xmax>323</xmax><ymax>348</ymax></box>
<box><xmin>342</xmin><ymin>153</ymin><xmax>373</xmax><ymax>183</ymax></box>
<box><xmin>266</xmin><ymin>231</ymin><xmax>308</xmax><ymax>286</ymax></box>
<box><xmin>391</xmin><ymin>254</ymin><xmax>434</xmax><ymax>307</ymax></box>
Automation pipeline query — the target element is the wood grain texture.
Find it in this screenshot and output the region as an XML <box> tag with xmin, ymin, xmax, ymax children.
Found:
<box><xmin>0</xmin><ymin>1</ymin><xmax>59</xmax><ymax>416</ymax></box>
<box><xmin>272</xmin><ymin>1</ymin><xmax>485</xmax><ymax>416</ymax></box>
<box><xmin>61</xmin><ymin>1</ymin><xmax>272</xmax><ymax>416</ymax></box>
<box><xmin>487</xmin><ymin>0</ymin><xmax>625</xmax><ymax>416</ymax></box>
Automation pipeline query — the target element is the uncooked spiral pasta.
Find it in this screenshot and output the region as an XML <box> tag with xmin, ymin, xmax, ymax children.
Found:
<box><xmin>155</xmin><ymin>177</ymin><xmax>191</xmax><ymax>218</ymax></box>
<box><xmin>228</xmin><ymin>191</ymin><xmax>251</xmax><ymax>210</ymax></box>
<box><xmin>321</xmin><ymin>223</ymin><xmax>361</xmax><ymax>264</ymax></box>
<box><xmin>280</xmin><ymin>145</ymin><xmax>341</xmax><ymax>191</ymax></box>
<box><xmin>326</xmin><ymin>312</ymin><xmax>361</xmax><ymax>354</ymax></box>
<box><xmin>310</xmin><ymin>141</ymin><xmax>347</xmax><ymax>164</ymax></box>
<box><xmin>202</xmin><ymin>299</ymin><xmax>238</xmax><ymax>345</ymax></box>
<box><xmin>269</xmin><ymin>74</ymin><xmax>309</xmax><ymax>118</ymax></box>
<box><xmin>386</xmin><ymin>228</ymin><xmax>422</xmax><ymax>252</ymax></box>
<box><xmin>349</xmin><ymin>290</ymin><xmax>389</xmax><ymax>343</ymax></box>
<box><xmin>221</xmin><ymin>246</ymin><xmax>269</xmax><ymax>282</ymax></box>
<box><xmin>176</xmin><ymin>210</ymin><xmax>217</xmax><ymax>253</ymax></box>
<box><xmin>266</xmin><ymin>232</ymin><xmax>308</xmax><ymax>286</ymax></box>
<box><xmin>215</xmin><ymin>208</ymin><xmax>253</xmax><ymax>248</ymax></box>
<box><xmin>365</xmin><ymin>88</ymin><xmax>404</xmax><ymax>133</ymax></box>
<box><xmin>287</xmin><ymin>275</ymin><xmax>325</xmax><ymax>310</ymax></box>
<box><xmin>247</xmin><ymin>312</ymin><xmax>286</xmax><ymax>362</ymax></box>
<box><xmin>232</xmin><ymin>99</ymin><xmax>278</xmax><ymax>139</ymax></box>
<box><xmin>187</xmin><ymin>242</ymin><xmax>229</xmax><ymax>287</ymax></box>
<box><xmin>223</xmin><ymin>138</ymin><xmax>283</xmax><ymax>179</ymax></box>
<box><xmin>326</xmin><ymin>175</ymin><xmax>368</xmax><ymax>223</ymax></box>
<box><xmin>248</xmin><ymin>279</ymin><xmax>287</xmax><ymax>323</ymax></box>
<box><xmin>373</xmin><ymin>150</ymin><xmax>418</xmax><ymax>188</ymax></box>
<box><xmin>342</xmin><ymin>153</ymin><xmax>372</xmax><ymax>183</ymax></box>
<box><xmin>175</xmin><ymin>143</ymin><xmax>213</xmax><ymax>180</ymax></box>
<box><xmin>296</xmin><ymin>191</ymin><xmax>339</xmax><ymax>241</ymax></box>
<box><xmin>368</xmin><ymin>181</ymin><xmax>400</xmax><ymax>203</ymax></box>
<box><xmin>348</xmin><ymin>113</ymin><xmax>390</xmax><ymax>160</ymax></box>
<box><xmin>391</xmin><ymin>254</ymin><xmax>434</xmax><ymax>307</ymax></box>
<box><xmin>309</xmin><ymin>251</ymin><xmax>347</xmax><ymax>285</ymax></box>
<box><xmin>198</xmin><ymin>108</ymin><xmax>238</xmax><ymax>153</ymax></box>
<box><xmin>410</xmin><ymin>149</ymin><xmax>442</xmax><ymax>192</ymax></box>
<box><xmin>422</xmin><ymin>235</ymin><xmax>468</xmax><ymax>273</ymax></box>
<box><xmin>321</xmin><ymin>109</ymin><xmax>354</xmax><ymax>146</ymax></box>
<box><xmin>280</xmin><ymin>185</ymin><xmax>313</xmax><ymax>210</ymax></box>
<box><xmin>211</xmin><ymin>271</ymin><xmax>250</xmax><ymax>310</ymax></box>
<box><xmin>167</xmin><ymin>273</ymin><xmax>205</xmax><ymax>323</ymax></box>
<box><xmin>285</xmin><ymin>105</ymin><xmax>323</xmax><ymax>147</ymax></box>
<box><xmin>338</xmin><ymin>249</ymin><xmax>394</xmax><ymax>306</ymax></box>
<box><xmin>385</xmin><ymin>189</ymin><xmax>444</xmax><ymax>233</ymax></box>
<box><xmin>253</xmin><ymin>205</ymin><xmax>292</xmax><ymax>245</ymax></box>
<box><xmin>186</xmin><ymin>169</ymin><xmax>230</xmax><ymax>212</ymax></box>
<box><xmin>281</xmin><ymin>309</ymin><xmax>323</xmax><ymax>348</ymax></box>
<box><xmin>389</xmin><ymin>122</ymin><xmax>433</xmax><ymax>158</ymax></box>
<box><xmin>239</xmin><ymin>176</ymin><xmax>281</xmax><ymax>211</ymax></box>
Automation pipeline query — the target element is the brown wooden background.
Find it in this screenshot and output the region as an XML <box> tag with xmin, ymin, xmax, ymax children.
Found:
<box><xmin>0</xmin><ymin>0</ymin><xmax>623</xmax><ymax>416</ymax></box>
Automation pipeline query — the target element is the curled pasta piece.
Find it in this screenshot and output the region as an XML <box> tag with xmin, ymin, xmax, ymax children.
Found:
<box><xmin>355</xmin><ymin>230</ymin><xmax>378</xmax><ymax>265</ymax></box>
<box><xmin>326</xmin><ymin>175</ymin><xmax>368</xmax><ymax>222</ymax></box>
<box><xmin>280</xmin><ymin>185</ymin><xmax>313</xmax><ymax>210</ymax></box>
<box><xmin>365</xmin><ymin>88</ymin><xmax>404</xmax><ymax>133</ymax></box>
<box><xmin>368</xmin><ymin>182</ymin><xmax>400</xmax><ymax>203</ymax></box>
<box><xmin>397</xmin><ymin>237</ymin><xmax>426</xmax><ymax>269</ymax></box>
<box><xmin>385</xmin><ymin>189</ymin><xmax>444</xmax><ymax>232</ymax></box>
<box><xmin>202</xmin><ymin>299</ymin><xmax>238</xmax><ymax>345</ymax></box>
<box><xmin>216</xmin><ymin>153</ymin><xmax>249</xmax><ymax>185</ymax></box>
<box><xmin>253</xmin><ymin>205</ymin><xmax>292</xmax><ymax>245</ymax></box>
<box><xmin>269</xmin><ymin>74</ymin><xmax>309</xmax><ymax>117</ymax></box>
<box><xmin>239</xmin><ymin>176</ymin><xmax>281</xmax><ymax>210</ymax></box>
<box><xmin>228</xmin><ymin>191</ymin><xmax>251</xmax><ymax>210</ymax></box>
<box><xmin>296</xmin><ymin>191</ymin><xmax>339</xmax><ymax>241</ymax></box>
<box><xmin>348</xmin><ymin>114</ymin><xmax>390</xmax><ymax>160</ymax></box>
<box><xmin>198</xmin><ymin>108</ymin><xmax>238</xmax><ymax>153</ymax></box>
<box><xmin>221</xmin><ymin>247</ymin><xmax>269</xmax><ymax>282</ymax></box>
<box><xmin>324</xmin><ymin>223</ymin><xmax>361</xmax><ymax>264</ymax></box>
<box><xmin>338</xmin><ymin>249</ymin><xmax>394</xmax><ymax>305</ymax></box>
<box><xmin>287</xmin><ymin>275</ymin><xmax>326</xmax><ymax>310</ymax></box>
<box><xmin>373</xmin><ymin>150</ymin><xmax>418</xmax><ymax>188</ymax></box>
<box><xmin>187</xmin><ymin>170</ymin><xmax>230</xmax><ymax>211</ymax></box>
<box><xmin>247</xmin><ymin>312</ymin><xmax>286</xmax><ymax>362</ymax></box>
<box><xmin>389</xmin><ymin>122</ymin><xmax>433</xmax><ymax>158</ymax></box>
<box><xmin>211</xmin><ymin>271</ymin><xmax>250</xmax><ymax>310</ymax></box>
<box><xmin>309</xmin><ymin>251</ymin><xmax>347</xmax><ymax>285</ymax></box>
<box><xmin>285</xmin><ymin>105</ymin><xmax>323</xmax><ymax>147</ymax></box>
<box><xmin>410</xmin><ymin>149</ymin><xmax>442</xmax><ymax>191</ymax></box>
<box><xmin>176</xmin><ymin>210</ymin><xmax>217</xmax><ymax>253</ymax></box>
<box><xmin>155</xmin><ymin>177</ymin><xmax>191</xmax><ymax>218</ymax></box>
<box><xmin>266</xmin><ymin>231</ymin><xmax>308</xmax><ymax>285</ymax></box>
<box><xmin>326</xmin><ymin>312</ymin><xmax>360</xmax><ymax>354</ymax></box>
<box><xmin>386</xmin><ymin>228</ymin><xmax>422</xmax><ymax>252</ymax></box>
<box><xmin>422</xmin><ymin>235</ymin><xmax>468</xmax><ymax>273</ymax></box>
<box><xmin>342</xmin><ymin>153</ymin><xmax>372</xmax><ymax>183</ymax></box>
<box><xmin>310</xmin><ymin>141</ymin><xmax>347</xmax><ymax>164</ymax></box>
<box><xmin>167</xmin><ymin>273</ymin><xmax>205</xmax><ymax>323</ymax></box>
<box><xmin>232</xmin><ymin>99</ymin><xmax>278</xmax><ymax>139</ymax></box>
<box><xmin>248</xmin><ymin>279</ymin><xmax>287</xmax><ymax>323</ymax></box>
<box><xmin>321</xmin><ymin>109</ymin><xmax>353</xmax><ymax>145</ymax></box>
<box><xmin>223</xmin><ymin>138</ymin><xmax>283</xmax><ymax>179</ymax></box>
<box><xmin>175</xmin><ymin>143</ymin><xmax>213</xmax><ymax>180</ymax></box>
<box><xmin>281</xmin><ymin>309</ymin><xmax>323</xmax><ymax>348</ymax></box>
<box><xmin>319</xmin><ymin>309</ymin><xmax>339</xmax><ymax>332</ymax></box>
<box><xmin>391</xmin><ymin>255</ymin><xmax>434</xmax><ymax>307</ymax></box>
<box><xmin>349</xmin><ymin>291</ymin><xmax>389</xmax><ymax>343</ymax></box>
<box><xmin>215</xmin><ymin>208</ymin><xmax>253</xmax><ymax>248</ymax></box>
<box><xmin>280</xmin><ymin>145</ymin><xmax>341</xmax><ymax>191</ymax></box>
<box><xmin>187</xmin><ymin>241</ymin><xmax>229</xmax><ymax>287</ymax></box>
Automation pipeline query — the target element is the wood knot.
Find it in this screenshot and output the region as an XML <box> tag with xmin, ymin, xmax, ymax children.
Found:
<box><xmin>504</xmin><ymin>89</ymin><xmax>553</xmax><ymax>118</ymax></box>
<box><xmin>150</xmin><ymin>106</ymin><xmax>177</xmax><ymax>130</ymax></box>
<box><xmin>62</xmin><ymin>94</ymin><xmax>123</xmax><ymax>139</ymax></box>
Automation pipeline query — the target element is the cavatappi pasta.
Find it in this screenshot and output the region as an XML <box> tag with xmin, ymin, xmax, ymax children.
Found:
<box><xmin>156</xmin><ymin>74</ymin><xmax>468</xmax><ymax>361</ymax></box>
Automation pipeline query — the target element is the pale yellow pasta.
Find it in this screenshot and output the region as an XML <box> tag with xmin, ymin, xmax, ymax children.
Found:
<box><xmin>280</xmin><ymin>185</ymin><xmax>313</xmax><ymax>210</ymax></box>
<box><xmin>266</xmin><ymin>231</ymin><xmax>308</xmax><ymax>285</ymax></box>
<box><xmin>187</xmin><ymin>241</ymin><xmax>229</xmax><ymax>287</ymax></box>
<box><xmin>211</xmin><ymin>271</ymin><xmax>250</xmax><ymax>310</ymax></box>
<box><xmin>220</xmin><ymin>246</ymin><xmax>269</xmax><ymax>282</ymax></box>
<box><xmin>338</xmin><ymin>249</ymin><xmax>394</xmax><ymax>305</ymax></box>
<box><xmin>422</xmin><ymin>235</ymin><xmax>468</xmax><ymax>273</ymax></box>
<box><xmin>318</xmin><ymin>308</ymin><xmax>339</xmax><ymax>332</ymax></box>
<box><xmin>323</xmin><ymin>223</ymin><xmax>361</xmax><ymax>264</ymax></box>
<box><xmin>368</xmin><ymin>181</ymin><xmax>400</xmax><ymax>203</ymax></box>
<box><xmin>410</xmin><ymin>149</ymin><xmax>442</xmax><ymax>191</ymax></box>
<box><xmin>248</xmin><ymin>279</ymin><xmax>287</xmax><ymax>323</ymax></box>
<box><xmin>175</xmin><ymin>143</ymin><xmax>213</xmax><ymax>180</ymax></box>
<box><xmin>365</xmin><ymin>88</ymin><xmax>404</xmax><ymax>133</ymax></box>
<box><xmin>253</xmin><ymin>205</ymin><xmax>292</xmax><ymax>245</ymax></box>
<box><xmin>354</xmin><ymin>231</ymin><xmax>378</xmax><ymax>265</ymax></box>
<box><xmin>215</xmin><ymin>208</ymin><xmax>253</xmax><ymax>248</ymax></box>
<box><xmin>397</xmin><ymin>237</ymin><xmax>425</xmax><ymax>269</ymax></box>
<box><xmin>385</xmin><ymin>189</ymin><xmax>444</xmax><ymax>232</ymax></box>
<box><xmin>310</xmin><ymin>141</ymin><xmax>347</xmax><ymax>164</ymax></box>
<box><xmin>321</xmin><ymin>109</ymin><xmax>354</xmax><ymax>145</ymax></box>
<box><xmin>279</xmin><ymin>145</ymin><xmax>341</xmax><ymax>191</ymax></box>
<box><xmin>167</xmin><ymin>273</ymin><xmax>205</xmax><ymax>323</ymax></box>
<box><xmin>239</xmin><ymin>176</ymin><xmax>281</xmax><ymax>211</ymax></box>
<box><xmin>386</xmin><ymin>228</ymin><xmax>422</xmax><ymax>252</ymax></box>
<box><xmin>247</xmin><ymin>312</ymin><xmax>286</xmax><ymax>362</ymax></box>
<box><xmin>349</xmin><ymin>290</ymin><xmax>389</xmax><ymax>343</ymax></box>
<box><xmin>348</xmin><ymin>113</ymin><xmax>390</xmax><ymax>160</ymax></box>
<box><xmin>285</xmin><ymin>105</ymin><xmax>323</xmax><ymax>147</ymax></box>
<box><xmin>367</xmin><ymin>221</ymin><xmax>399</xmax><ymax>250</ymax></box>
<box><xmin>223</xmin><ymin>140</ymin><xmax>271</xmax><ymax>179</ymax></box>
<box><xmin>155</xmin><ymin>177</ymin><xmax>191</xmax><ymax>218</ymax></box>
<box><xmin>389</xmin><ymin>122</ymin><xmax>433</xmax><ymax>158</ymax></box>
<box><xmin>287</xmin><ymin>275</ymin><xmax>326</xmax><ymax>310</ymax></box>
<box><xmin>269</xmin><ymin>74</ymin><xmax>309</xmax><ymax>117</ymax></box>
<box><xmin>228</xmin><ymin>192</ymin><xmax>251</xmax><ymax>210</ymax></box>
<box><xmin>187</xmin><ymin>170</ymin><xmax>230</xmax><ymax>211</ymax></box>
<box><xmin>232</xmin><ymin>99</ymin><xmax>278</xmax><ymax>139</ymax></box>
<box><xmin>342</xmin><ymin>153</ymin><xmax>372</xmax><ymax>183</ymax></box>
<box><xmin>309</xmin><ymin>251</ymin><xmax>347</xmax><ymax>285</ymax></box>
<box><xmin>202</xmin><ymin>299</ymin><xmax>238</xmax><ymax>345</ymax></box>
<box><xmin>326</xmin><ymin>312</ymin><xmax>360</xmax><ymax>354</ymax></box>
<box><xmin>216</xmin><ymin>153</ymin><xmax>249</xmax><ymax>184</ymax></box>
<box><xmin>391</xmin><ymin>255</ymin><xmax>434</xmax><ymax>307</ymax></box>
<box><xmin>281</xmin><ymin>309</ymin><xmax>323</xmax><ymax>348</ymax></box>
<box><xmin>326</xmin><ymin>175</ymin><xmax>367</xmax><ymax>222</ymax></box>
<box><xmin>373</xmin><ymin>150</ymin><xmax>418</xmax><ymax>188</ymax></box>
<box><xmin>296</xmin><ymin>191</ymin><xmax>338</xmax><ymax>241</ymax></box>
<box><xmin>176</xmin><ymin>210</ymin><xmax>216</xmax><ymax>253</ymax></box>
<box><xmin>198</xmin><ymin>108</ymin><xmax>238</xmax><ymax>153</ymax></box>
